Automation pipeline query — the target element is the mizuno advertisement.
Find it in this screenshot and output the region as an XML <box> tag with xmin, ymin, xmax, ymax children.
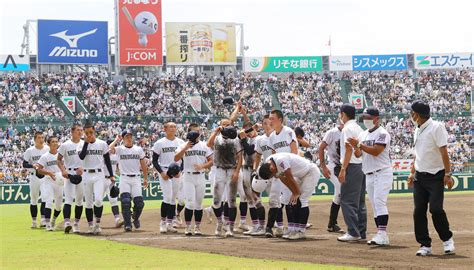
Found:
<box><xmin>37</xmin><ymin>19</ymin><xmax>108</xmax><ymax>64</ymax></box>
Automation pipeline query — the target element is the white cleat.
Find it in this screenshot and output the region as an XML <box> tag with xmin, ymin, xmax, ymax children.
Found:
<box><xmin>305</xmin><ymin>223</ymin><xmax>313</xmax><ymax>229</ymax></box>
<box><xmin>443</xmin><ymin>238</ymin><xmax>455</xmax><ymax>255</ymax></box>
<box><xmin>40</xmin><ymin>219</ymin><xmax>46</xmax><ymax>228</ymax></box>
<box><xmin>251</xmin><ymin>227</ymin><xmax>266</xmax><ymax>236</ymax></box>
<box><xmin>167</xmin><ymin>224</ymin><xmax>178</xmax><ymax>233</ymax></box>
<box><xmin>45</xmin><ymin>224</ymin><xmax>54</xmax><ymax>231</ymax></box>
<box><xmin>416</xmin><ymin>246</ymin><xmax>433</xmax><ymax>256</ymax></box>
<box><xmin>64</xmin><ymin>222</ymin><xmax>72</xmax><ymax>234</ymax></box>
<box><xmin>368</xmin><ymin>231</ymin><xmax>390</xmax><ymax>246</ymax></box>
<box><xmin>87</xmin><ymin>225</ymin><xmax>94</xmax><ymax>234</ymax></box>
<box><xmin>72</xmin><ymin>223</ymin><xmax>80</xmax><ymax>233</ymax></box>
<box><xmin>224</xmin><ymin>225</ymin><xmax>234</xmax><ymax>238</ymax></box>
<box><xmin>282</xmin><ymin>228</ymin><xmax>290</xmax><ymax>239</ymax></box>
<box><xmin>275</xmin><ymin>227</ymin><xmax>284</xmax><ymax>238</ymax></box>
<box><xmin>115</xmin><ymin>218</ymin><xmax>124</xmax><ymax>228</ymax></box>
<box><xmin>50</xmin><ymin>219</ymin><xmax>56</xmax><ymax>230</ymax></box>
<box><xmin>184</xmin><ymin>225</ymin><xmax>193</xmax><ymax>236</ymax></box>
<box><xmin>194</xmin><ymin>225</ymin><xmax>202</xmax><ymax>236</ymax></box>
<box><xmin>337</xmin><ymin>233</ymin><xmax>361</xmax><ymax>242</ymax></box>
<box><xmin>92</xmin><ymin>224</ymin><xmax>102</xmax><ymax>235</ymax></box>
<box><xmin>215</xmin><ymin>223</ymin><xmax>223</xmax><ymax>236</ymax></box>
<box><xmin>238</xmin><ymin>223</ymin><xmax>251</xmax><ymax>232</ymax></box>
<box><xmin>289</xmin><ymin>231</ymin><xmax>306</xmax><ymax>240</ymax></box>
<box><xmin>160</xmin><ymin>222</ymin><xmax>167</xmax><ymax>234</ymax></box>
<box><xmin>243</xmin><ymin>225</ymin><xmax>258</xmax><ymax>235</ymax></box>
<box><xmin>31</xmin><ymin>221</ymin><xmax>37</xmax><ymax>229</ymax></box>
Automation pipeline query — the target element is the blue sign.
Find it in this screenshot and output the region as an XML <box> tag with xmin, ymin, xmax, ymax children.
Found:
<box><xmin>37</xmin><ymin>20</ymin><xmax>108</xmax><ymax>64</ymax></box>
<box><xmin>352</xmin><ymin>54</ymin><xmax>407</xmax><ymax>71</ymax></box>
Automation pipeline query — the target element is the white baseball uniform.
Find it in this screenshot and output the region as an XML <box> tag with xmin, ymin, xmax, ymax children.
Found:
<box><xmin>266</xmin><ymin>153</ymin><xmax>320</xmax><ymax>208</ymax></box>
<box><xmin>255</xmin><ymin>134</ymin><xmax>280</xmax><ymax>208</ymax></box>
<box><xmin>177</xmin><ymin>141</ymin><xmax>213</xmax><ymax>210</ymax></box>
<box><xmin>24</xmin><ymin>145</ymin><xmax>50</xmax><ymax>205</ymax></box>
<box><xmin>79</xmin><ymin>139</ymin><xmax>110</xmax><ymax>208</ymax></box>
<box><xmin>212</xmin><ymin>135</ymin><xmax>242</xmax><ymax>208</ymax></box>
<box><xmin>269</xmin><ymin>126</ymin><xmax>298</xmax><ymax>205</ymax></box>
<box><xmin>152</xmin><ymin>137</ymin><xmax>185</xmax><ymax>205</ymax></box>
<box><xmin>115</xmin><ymin>145</ymin><xmax>146</xmax><ymax>198</ymax></box>
<box><xmin>322</xmin><ymin>127</ymin><xmax>342</xmax><ymax>204</ymax></box>
<box><xmin>358</xmin><ymin>126</ymin><xmax>393</xmax><ymax>218</ymax></box>
<box><xmin>58</xmin><ymin>139</ymin><xmax>84</xmax><ymax>206</ymax></box>
<box><xmin>37</xmin><ymin>152</ymin><xmax>64</xmax><ymax>211</ymax></box>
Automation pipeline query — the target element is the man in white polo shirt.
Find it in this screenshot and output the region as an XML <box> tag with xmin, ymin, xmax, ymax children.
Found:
<box><xmin>406</xmin><ymin>100</ymin><xmax>455</xmax><ymax>256</ymax></box>
<box><xmin>337</xmin><ymin>104</ymin><xmax>367</xmax><ymax>243</ymax></box>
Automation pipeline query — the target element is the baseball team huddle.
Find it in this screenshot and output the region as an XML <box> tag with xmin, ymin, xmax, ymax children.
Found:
<box><xmin>23</xmin><ymin>99</ymin><xmax>456</xmax><ymax>256</ymax></box>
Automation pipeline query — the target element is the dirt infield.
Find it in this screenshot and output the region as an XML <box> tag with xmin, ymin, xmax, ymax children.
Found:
<box><xmin>83</xmin><ymin>194</ymin><xmax>473</xmax><ymax>269</ymax></box>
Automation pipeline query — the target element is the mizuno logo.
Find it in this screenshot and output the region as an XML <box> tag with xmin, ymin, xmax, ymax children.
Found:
<box><xmin>49</xmin><ymin>28</ymin><xmax>97</xmax><ymax>48</ymax></box>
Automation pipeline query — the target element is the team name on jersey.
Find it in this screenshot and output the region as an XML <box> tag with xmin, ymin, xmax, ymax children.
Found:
<box><xmin>66</xmin><ymin>149</ymin><xmax>77</xmax><ymax>156</ymax></box>
<box><xmin>119</xmin><ymin>154</ymin><xmax>141</xmax><ymax>160</ymax></box>
<box><xmin>185</xmin><ymin>150</ymin><xmax>207</xmax><ymax>157</ymax></box>
<box><xmin>261</xmin><ymin>145</ymin><xmax>272</xmax><ymax>152</ymax></box>
<box><xmin>31</xmin><ymin>156</ymin><xmax>42</xmax><ymax>162</ymax></box>
<box><xmin>46</xmin><ymin>160</ymin><xmax>57</xmax><ymax>167</ymax></box>
<box><xmin>362</xmin><ymin>140</ymin><xmax>375</xmax><ymax>147</ymax></box>
<box><xmin>273</xmin><ymin>141</ymin><xmax>289</xmax><ymax>149</ymax></box>
<box><xmin>86</xmin><ymin>150</ymin><xmax>103</xmax><ymax>155</ymax></box>
<box><xmin>162</xmin><ymin>147</ymin><xmax>177</xmax><ymax>153</ymax></box>
<box><xmin>111</xmin><ymin>160</ymin><xmax>118</xmax><ymax>165</ymax></box>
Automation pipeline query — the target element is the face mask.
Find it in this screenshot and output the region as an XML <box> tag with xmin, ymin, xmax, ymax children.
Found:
<box><xmin>363</xmin><ymin>119</ymin><xmax>375</xmax><ymax>130</ymax></box>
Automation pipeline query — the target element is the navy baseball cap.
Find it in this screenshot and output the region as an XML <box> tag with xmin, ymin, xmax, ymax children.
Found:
<box><xmin>406</xmin><ymin>100</ymin><xmax>430</xmax><ymax>115</ymax></box>
<box><xmin>121</xmin><ymin>129</ymin><xmax>133</xmax><ymax>137</ymax></box>
<box><xmin>360</xmin><ymin>107</ymin><xmax>380</xmax><ymax>118</ymax></box>
<box><xmin>340</xmin><ymin>104</ymin><xmax>356</xmax><ymax>117</ymax></box>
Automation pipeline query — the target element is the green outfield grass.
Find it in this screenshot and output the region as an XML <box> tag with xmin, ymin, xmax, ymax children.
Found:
<box><xmin>0</xmin><ymin>195</ymin><xmax>365</xmax><ymax>270</ymax></box>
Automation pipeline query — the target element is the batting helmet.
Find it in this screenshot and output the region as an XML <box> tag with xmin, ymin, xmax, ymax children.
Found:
<box><xmin>294</xmin><ymin>126</ymin><xmax>305</xmax><ymax>138</ymax></box>
<box><xmin>252</xmin><ymin>176</ymin><xmax>270</xmax><ymax>193</ymax></box>
<box><xmin>221</xmin><ymin>126</ymin><xmax>238</xmax><ymax>139</ymax></box>
<box><xmin>166</xmin><ymin>162</ymin><xmax>181</xmax><ymax>179</ymax></box>
<box><xmin>68</xmin><ymin>174</ymin><xmax>82</xmax><ymax>185</ymax></box>
<box><xmin>186</xmin><ymin>131</ymin><xmax>200</xmax><ymax>143</ymax></box>
<box><xmin>110</xmin><ymin>184</ymin><xmax>120</xmax><ymax>198</ymax></box>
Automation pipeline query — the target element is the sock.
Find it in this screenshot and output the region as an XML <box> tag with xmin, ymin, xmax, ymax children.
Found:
<box><xmin>223</xmin><ymin>202</ymin><xmax>229</xmax><ymax>224</ymax></box>
<box><xmin>30</xmin><ymin>204</ymin><xmax>38</xmax><ymax>220</ymax></box>
<box><xmin>266</xmin><ymin>207</ymin><xmax>277</xmax><ymax>229</ymax></box>
<box><xmin>285</xmin><ymin>205</ymin><xmax>295</xmax><ymax>232</ymax></box>
<box><xmin>93</xmin><ymin>205</ymin><xmax>103</xmax><ymax>224</ymax></box>
<box><xmin>160</xmin><ymin>202</ymin><xmax>169</xmax><ymax>222</ymax></box>
<box><xmin>53</xmin><ymin>209</ymin><xmax>61</xmax><ymax>219</ymax></box>
<box><xmin>184</xmin><ymin>208</ymin><xmax>193</xmax><ymax>225</ymax></box>
<box><xmin>177</xmin><ymin>203</ymin><xmax>185</xmax><ymax>215</ymax></box>
<box><xmin>249</xmin><ymin>207</ymin><xmax>258</xmax><ymax>226</ymax></box>
<box><xmin>40</xmin><ymin>202</ymin><xmax>46</xmax><ymax>219</ymax></box>
<box><xmin>44</xmin><ymin>208</ymin><xmax>52</xmax><ymax>221</ymax></box>
<box><xmin>377</xmin><ymin>215</ymin><xmax>389</xmax><ymax>232</ymax></box>
<box><xmin>167</xmin><ymin>204</ymin><xmax>176</xmax><ymax>225</ymax></box>
<box><xmin>276</xmin><ymin>205</ymin><xmax>283</xmax><ymax>227</ymax></box>
<box><xmin>75</xmin><ymin>205</ymin><xmax>83</xmax><ymax>222</ymax></box>
<box><xmin>111</xmin><ymin>205</ymin><xmax>120</xmax><ymax>218</ymax></box>
<box><xmin>85</xmin><ymin>208</ymin><xmax>93</xmax><ymax>224</ymax></box>
<box><xmin>63</xmin><ymin>204</ymin><xmax>71</xmax><ymax>222</ymax></box>
<box><xmin>328</xmin><ymin>202</ymin><xmax>340</xmax><ymax>227</ymax></box>
<box><xmin>194</xmin><ymin>210</ymin><xmax>203</xmax><ymax>226</ymax></box>
<box><xmin>374</xmin><ymin>217</ymin><xmax>379</xmax><ymax>228</ymax></box>
<box><xmin>299</xmin><ymin>207</ymin><xmax>310</xmax><ymax>233</ymax></box>
<box><xmin>257</xmin><ymin>206</ymin><xmax>266</xmax><ymax>227</ymax></box>
<box><xmin>239</xmin><ymin>202</ymin><xmax>248</xmax><ymax>224</ymax></box>
<box><xmin>212</xmin><ymin>205</ymin><xmax>223</xmax><ymax>222</ymax></box>
<box><xmin>229</xmin><ymin>207</ymin><xmax>237</xmax><ymax>226</ymax></box>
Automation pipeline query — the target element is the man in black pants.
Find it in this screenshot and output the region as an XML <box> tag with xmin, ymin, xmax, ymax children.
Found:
<box><xmin>406</xmin><ymin>100</ymin><xmax>455</xmax><ymax>256</ymax></box>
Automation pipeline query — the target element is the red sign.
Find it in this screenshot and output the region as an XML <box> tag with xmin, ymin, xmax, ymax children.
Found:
<box><xmin>117</xmin><ymin>0</ymin><xmax>163</xmax><ymax>66</ymax></box>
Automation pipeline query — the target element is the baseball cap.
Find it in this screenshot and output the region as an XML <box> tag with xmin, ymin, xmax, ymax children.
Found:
<box><xmin>121</xmin><ymin>129</ymin><xmax>133</xmax><ymax>137</ymax></box>
<box><xmin>360</xmin><ymin>107</ymin><xmax>380</xmax><ymax>118</ymax></box>
<box><xmin>405</xmin><ymin>100</ymin><xmax>430</xmax><ymax>115</ymax></box>
<box><xmin>340</xmin><ymin>104</ymin><xmax>356</xmax><ymax>117</ymax></box>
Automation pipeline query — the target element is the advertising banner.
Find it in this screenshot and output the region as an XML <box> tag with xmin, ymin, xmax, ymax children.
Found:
<box><xmin>244</xmin><ymin>56</ymin><xmax>323</xmax><ymax>72</ymax></box>
<box><xmin>166</xmin><ymin>22</ymin><xmax>236</xmax><ymax>65</ymax></box>
<box><xmin>329</xmin><ymin>55</ymin><xmax>353</xmax><ymax>71</ymax></box>
<box><xmin>0</xmin><ymin>55</ymin><xmax>29</xmax><ymax>71</ymax></box>
<box><xmin>415</xmin><ymin>53</ymin><xmax>473</xmax><ymax>69</ymax></box>
<box><xmin>37</xmin><ymin>19</ymin><xmax>108</xmax><ymax>64</ymax></box>
<box><xmin>118</xmin><ymin>0</ymin><xmax>163</xmax><ymax>66</ymax></box>
<box><xmin>352</xmin><ymin>54</ymin><xmax>407</xmax><ymax>71</ymax></box>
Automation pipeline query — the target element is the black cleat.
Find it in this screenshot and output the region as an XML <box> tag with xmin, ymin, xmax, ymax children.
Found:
<box><xmin>265</xmin><ymin>227</ymin><xmax>274</xmax><ymax>238</ymax></box>
<box><xmin>327</xmin><ymin>224</ymin><xmax>344</xmax><ymax>233</ymax></box>
<box><xmin>124</xmin><ymin>225</ymin><xmax>132</xmax><ymax>232</ymax></box>
<box><xmin>133</xmin><ymin>219</ymin><xmax>140</xmax><ymax>230</ymax></box>
<box><xmin>64</xmin><ymin>224</ymin><xmax>72</xmax><ymax>234</ymax></box>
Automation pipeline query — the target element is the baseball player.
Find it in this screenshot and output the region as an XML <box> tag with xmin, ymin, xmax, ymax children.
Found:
<box><xmin>23</xmin><ymin>131</ymin><xmax>49</xmax><ymax>228</ymax></box>
<box><xmin>268</xmin><ymin>109</ymin><xmax>299</xmax><ymax>238</ymax></box>
<box><xmin>319</xmin><ymin>123</ymin><xmax>345</xmax><ymax>233</ymax></box>
<box><xmin>36</xmin><ymin>136</ymin><xmax>64</xmax><ymax>231</ymax></box>
<box><xmin>152</xmin><ymin>122</ymin><xmax>185</xmax><ymax>233</ymax></box>
<box><xmin>57</xmin><ymin>124</ymin><xmax>84</xmax><ymax>233</ymax></box>
<box><xmin>109</xmin><ymin>130</ymin><xmax>148</xmax><ymax>232</ymax></box>
<box><xmin>348</xmin><ymin>107</ymin><xmax>393</xmax><ymax>246</ymax></box>
<box><xmin>207</xmin><ymin>119</ymin><xmax>243</xmax><ymax>237</ymax></box>
<box><xmin>258</xmin><ymin>152</ymin><xmax>321</xmax><ymax>240</ymax></box>
<box><xmin>78</xmin><ymin>123</ymin><xmax>115</xmax><ymax>234</ymax></box>
<box><xmin>104</xmin><ymin>140</ymin><xmax>123</xmax><ymax>228</ymax></box>
<box><xmin>175</xmin><ymin>123</ymin><xmax>213</xmax><ymax>236</ymax></box>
